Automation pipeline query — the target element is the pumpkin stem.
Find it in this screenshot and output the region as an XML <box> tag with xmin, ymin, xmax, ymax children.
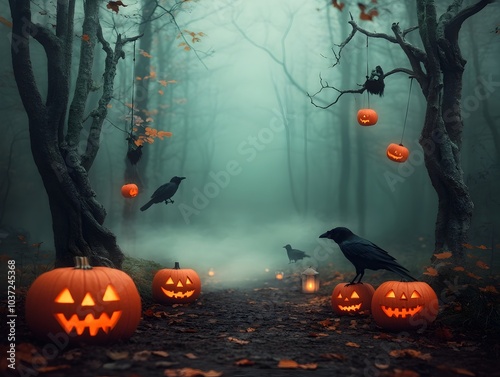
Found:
<box><xmin>74</xmin><ymin>256</ymin><xmax>93</xmax><ymax>270</ymax></box>
<box><xmin>174</xmin><ymin>261</ymin><xmax>180</xmax><ymax>269</ymax></box>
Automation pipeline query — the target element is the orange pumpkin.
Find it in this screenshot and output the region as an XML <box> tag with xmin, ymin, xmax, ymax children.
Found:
<box><xmin>25</xmin><ymin>256</ymin><xmax>141</xmax><ymax>344</ymax></box>
<box><xmin>121</xmin><ymin>183</ymin><xmax>139</xmax><ymax>198</ymax></box>
<box><xmin>152</xmin><ymin>262</ymin><xmax>201</xmax><ymax>304</ymax></box>
<box><xmin>357</xmin><ymin>108</ymin><xmax>378</xmax><ymax>126</ymax></box>
<box><xmin>331</xmin><ymin>283</ymin><xmax>375</xmax><ymax>315</ymax></box>
<box><xmin>386</xmin><ymin>143</ymin><xmax>409</xmax><ymax>162</ymax></box>
<box><xmin>371</xmin><ymin>281</ymin><xmax>438</xmax><ymax>331</ymax></box>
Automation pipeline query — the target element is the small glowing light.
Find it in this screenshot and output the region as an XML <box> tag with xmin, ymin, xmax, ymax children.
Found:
<box><xmin>208</xmin><ymin>268</ymin><xmax>215</xmax><ymax>277</ymax></box>
<box><xmin>264</xmin><ymin>268</ymin><xmax>270</xmax><ymax>273</ymax></box>
<box><xmin>275</xmin><ymin>271</ymin><xmax>284</xmax><ymax>280</ymax></box>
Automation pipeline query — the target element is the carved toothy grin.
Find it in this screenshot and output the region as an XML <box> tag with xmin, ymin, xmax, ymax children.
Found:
<box><xmin>161</xmin><ymin>287</ymin><xmax>195</xmax><ymax>299</ymax></box>
<box><xmin>54</xmin><ymin>311</ymin><xmax>122</xmax><ymax>336</ymax></box>
<box><xmin>381</xmin><ymin>305</ymin><xmax>422</xmax><ymax>318</ymax></box>
<box><xmin>338</xmin><ymin>303</ymin><xmax>362</xmax><ymax>312</ymax></box>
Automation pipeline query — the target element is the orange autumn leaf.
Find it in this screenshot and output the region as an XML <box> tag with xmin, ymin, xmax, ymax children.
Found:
<box><xmin>107</xmin><ymin>1</ymin><xmax>127</xmax><ymax>13</ymax></box>
<box><xmin>479</xmin><ymin>285</ymin><xmax>499</xmax><ymax>294</ymax></box>
<box><xmin>332</xmin><ymin>0</ymin><xmax>345</xmax><ymax>11</ymax></box>
<box><xmin>453</xmin><ymin>266</ymin><xmax>465</xmax><ymax>271</ymax></box>
<box><xmin>358</xmin><ymin>3</ymin><xmax>379</xmax><ymax>21</ymax></box>
<box><xmin>423</xmin><ymin>267</ymin><xmax>438</xmax><ymax>277</ymax></box>
<box><xmin>158</xmin><ymin>89</ymin><xmax>164</xmax><ymax>95</ymax></box>
<box><xmin>140</xmin><ymin>49</ymin><xmax>152</xmax><ymax>58</ymax></box>
<box><xmin>476</xmin><ymin>245</ymin><xmax>489</xmax><ymax>250</ymax></box>
<box><xmin>278</xmin><ymin>359</ymin><xmax>299</xmax><ymax>369</ymax></box>
<box><xmin>164</xmin><ymin>368</ymin><xmax>222</xmax><ymax>377</ymax></box>
<box><xmin>234</xmin><ymin>358</ymin><xmax>255</xmax><ymax>366</ymax></box>
<box><xmin>462</xmin><ymin>243</ymin><xmax>474</xmax><ymax>249</ymax></box>
<box><xmin>157</xmin><ymin>131</ymin><xmax>173</xmax><ymax>139</ymax></box>
<box><xmin>476</xmin><ymin>260</ymin><xmax>490</xmax><ymax>270</ymax></box>
<box><xmin>466</xmin><ymin>272</ymin><xmax>482</xmax><ymax>280</ymax></box>
<box><xmin>81</xmin><ymin>34</ymin><xmax>90</xmax><ymax>42</ymax></box>
<box><xmin>345</xmin><ymin>342</ymin><xmax>360</xmax><ymax>348</ymax></box>
<box><xmin>434</xmin><ymin>251</ymin><xmax>452</xmax><ymax>260</ymax></box>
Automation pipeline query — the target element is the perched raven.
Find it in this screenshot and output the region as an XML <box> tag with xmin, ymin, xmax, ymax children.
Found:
<box><xmin>319</xmin><ymin>227</ymin><xmax>417</xmax><ymax>284</ymax></box>
<box><xmin>283</xmin><ymin>244</ymin><xmax>310</xmax><ymax>263</ymax></box>
<box><xmin>140</xmin><ymin>176</ymin><xmax>185</xmax><ymax>211</ymax></box>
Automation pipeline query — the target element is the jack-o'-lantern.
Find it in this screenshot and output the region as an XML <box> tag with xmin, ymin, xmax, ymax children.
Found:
<box><xmin>275</xmin><ymin>271</ymin><xmax>284</xmax><ymax>280</ymax></box>
<box><xmin>331</xmin><ymin>283</ymin><xmax>375</xmax><ymax>315</ymax></box>
<box><xmin>386</xmin><ymin>143</ymin><xmax>409</xmax><ymax>163</ymax></box>
<box><xmin>371</xmin><ymin>281</ymin><xmax>438</xmax><ymax>331</ymax></box>
<box><xmin>357</xmin><ymin>109</ymin><xmax>378</xmax><ymax>126</ymax></box>
<box><xmin>121</xmin><ymin>183</ymin><xmax>139</xmax><ymax>198</ymax></box>
<box><xmin>25</xmin><ymin>256</ymin><xmax>141</xmax><ymax>344</ymax></box>
<box><xmin>152</xmin><ymin>262</ymin><xmax>201</xmax><ymax>304</ymax></box>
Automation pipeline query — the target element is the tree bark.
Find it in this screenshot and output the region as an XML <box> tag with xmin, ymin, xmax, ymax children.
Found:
<box><xmin>9</xmin><ymin>0</ymin><xmax>138</xmax><ymax>268</ymax></box>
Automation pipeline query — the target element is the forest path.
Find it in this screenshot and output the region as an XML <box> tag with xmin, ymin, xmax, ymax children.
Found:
<box><xmin>10</xmin><ymin>277</ymin><xmax>499</xmax><ymax>377</ymax></box>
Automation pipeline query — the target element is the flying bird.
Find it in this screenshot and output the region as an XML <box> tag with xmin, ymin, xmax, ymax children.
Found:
<box><xmin>140</xmin><ymin>176</ymin><xmax>186</xmax><ymax>211</ymax></box>
<box><xmin>319</xmin><ymin>227</ymin><xmax>417</xmax><ymax>284</ymax></box>
<box><xmin>283</xmin><ymin>244</ymin><xmax>311</xmax><ymax>263</ymax></box>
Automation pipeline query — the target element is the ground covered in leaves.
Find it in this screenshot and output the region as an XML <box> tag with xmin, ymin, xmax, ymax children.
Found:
<box><xmin>4</xmin><ymin>273</ymin><xmax>500</xmax><ymax>377</ymax></box>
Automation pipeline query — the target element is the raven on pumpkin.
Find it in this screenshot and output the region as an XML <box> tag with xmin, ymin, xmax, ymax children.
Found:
<box><xmin>140</xmin><ymin>176</ymin><xmax>185</xmax><ymax>211</ymax></box>
<box><xmin>320</xmin><ymin>227</ymin><xmax>417</xmax><ymax>284</ymax></box>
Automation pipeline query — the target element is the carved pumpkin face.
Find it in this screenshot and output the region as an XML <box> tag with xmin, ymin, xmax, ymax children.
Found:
<box><xmin>386</xmin><ymin>143</ymin><xmax>409</xmax><ymax>163</ymax></box>
<box><xmin>371</xmin><ymin>281</ymin><xmax>439</xmax><ymax>331</ymax></box>
<box><xmin>357</xmin><ymin>109</ymin><xmax>378</xmax><ymax>126</ymax></box>
<box><xmin>25</xmin><ymin>257</ymin><xmax>141</xmax><ymax>344</ymax></box>
<box><xmin>121</xmin><ymin>183</ymin><xmax>139</xmax><ymax>198</ymax></box>
<box><xmin>331</xmin><ymin>283</ymin><xmax>375</xmax><ymax>315</ymax></box>
<box><xmin>152</xmin><ymin>262</ymin><xmax>201</xmax><ymax>304</ymax></box>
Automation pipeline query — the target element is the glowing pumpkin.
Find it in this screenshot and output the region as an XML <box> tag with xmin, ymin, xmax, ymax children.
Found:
<box><xmin>357</xmin><ymin>109</ymin><xmax>378</xmax><ymax>126</ymax></box>
<box><xmin>152</xmin><ymin>262</ymin><xmax>201</xmax><ymax>304</ymax></box>
<box><xmin>371</xmin><ymin>281</ymin><xmax>438</xmax><ymax>331</ymax></box>
<box><xmin>121</xmin><ymin>183</ymin><xmax>139</xmax><ymax>198</ymax></box>
<box><xmin>386</xmin><ymin>143</ymin><xmax>409</xmax><ymax>163</ymax></box>
<box><xmin>331</xmin><ymin>283</ymin><xmax>375</xmax><ymax>316</ymax></box>
<box><xmin>25</xmin><ymin>256</ymin><xmax>141</xmax><ymax>344</ymax></box>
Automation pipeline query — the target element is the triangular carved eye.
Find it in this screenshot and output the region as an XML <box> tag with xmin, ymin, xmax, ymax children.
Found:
<box><xmin>400</xmin><ymin>292</ymin><xmax>408</xmax><ymax>300</ymax></box>
<box><xmin>385</xmin><ymin>290</ymin><xmax>396</xmax><ymax>298</ymax></box>
<box><xmin>351</xmin><ymin>291</ymin><xmax>360</xmax><ymax>299</ymax></box>
<box><xmin>337</xmin><ymin>293</ymin><xmax>343</xmax><ymax>299</ymax></box>
<box><xmin>411</xmin><ymin>290</ymin><xmax>421</xmax><ymax>299</ymax></box>
<box><xmin>103</xmin><ymin>285</ymin><xmax>120</xmax><ymax>301</ymax></box>
<box><xmin>186</xmin><ymin>277</ymin><xmax>193</xmax><ymax>285</ymax></box>
<box><xmin>55</xmin><ymin>288</ymin><xmax>74</xmax><ymax>303</ymax></box>
<box><xmin>166</xmin><ymin>277</ymin><xmax>174</xmax><ymax>284</ymax></box>
<box><xmin>176</xmin><ymin>281</ymin><xmax>184</xmax><ymax>288</ymax></box>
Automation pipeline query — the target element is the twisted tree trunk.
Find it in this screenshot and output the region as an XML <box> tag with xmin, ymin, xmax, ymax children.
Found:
<box><xmin>9</xmin><ymin>0</ymin><xmax>139</xmax><ymax>268</ymax></box>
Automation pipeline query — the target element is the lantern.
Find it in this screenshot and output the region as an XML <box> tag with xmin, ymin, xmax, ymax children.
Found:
<box><xmin>152</xmin><ymin>262</ymin><xmax>202</xmax><ymax>304</ymax></box>
<box><xmin>331</xmin><ymin>283</ymin><xmax>375</xmax><ymax>316</ymax></box>
<box><xmin>386</xmin><ymin>143</ymin><xmax>409</xmax><ymax>163</ymax></box>
<box><xmin>371</xmin><ymin>281</ymin><xmax>439</xmax><ymax>331</ymax></box>
<box><xmin>25</xmin><ymin>256</ymin><xmax>141</xmax><ymax>344</ymax></box>
<box><xmin>208</xmin><ymin>268</ymin><xmax>215</xmax><ymax>277</ymax></box>
<box><xmin>275</xmin><ymin>271</ymin><xmax>284</xmax><ymax>280</ymax></box>
<box><xmin>357</xmin><ymin>109</ymin><xmax>378</xmax><ymax>126</ymax></box>
<box><xmin>301</xmin><ymin>267</ymin><xmax>319</xmax><ymax>293</ymax></box>
<box><xmin>121</xmin><ymin>183</ymin><xmax>139</xmax><ymax>198</ymax></box>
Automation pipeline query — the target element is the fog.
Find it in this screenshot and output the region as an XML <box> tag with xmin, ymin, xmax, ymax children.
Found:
<box><xmin>1</xmin><ymin>0</ymin><xmax>499</xmax><ymax>284</ymax></box>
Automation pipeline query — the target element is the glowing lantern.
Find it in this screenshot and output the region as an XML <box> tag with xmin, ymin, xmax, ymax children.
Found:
<box><xmin>301</xmin><ymin>267</ymin><xmax>319</xmax><ymax>293</ymax></box>
<box><xmin>121</xmin><ymin>183</ymin><xmax>139</xmax><ymax>198</ymax></box>
<box><xmin>152</xmin><ymin>262</ymin><xmax>201</xmax><ymax>304</ymax></box>
<box><xmin>331</xmin><ymin>283</ymin><xmax>375</xmax><ymax>316</ymax></box>
<box><xmin>275</xmin><ymin>271</ymin><xmax>284</xmax><ymax>280</ymax></box>
<box><xmin>371</xmin><ymin>281</ymin><xmax>438</xmax><ymax>331</ymax></box>
<box><xmin>357</xmin><ymin>109</ymin><xmax>378</xmax><ymax>126</ymax></box>
<box><xmin>25</xmin><ymin>256</ymin><xmax>141</xmax><ymax>344</ymax></box>
<box><xmin>208</xmin><ymin>268</ymin><xmax>215</xmax><ymax>277</ymax></box>
<box><xmin>386</xmin><ymin>143</ymin><xmax>409</xmax><ymax>163</ymax></box>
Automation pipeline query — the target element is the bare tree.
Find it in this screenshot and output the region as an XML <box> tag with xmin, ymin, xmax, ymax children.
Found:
<box><xmin>309</xmin><ymin>0</ymin><xmax>493</xmax><ymax>262</ymax></box>
<box><xmin>8</xmin><ymin>0</ymin><xmax>140</xmax><ymax>267</ymax></box>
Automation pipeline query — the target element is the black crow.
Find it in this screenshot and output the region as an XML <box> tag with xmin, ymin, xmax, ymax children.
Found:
<box><xmin>319</xmin><ymin>227</ymin><xmax>417</xmax><ymax>284</ymax></box>
<box><xmin>283</xmin><ymin>244</ymin><xmax>310</xmax><ymax>263</ymax></box>
<box><xmin>140</xmin><ymin>176</ymin><xmax>186</xmax><ymax>211</ymax></box>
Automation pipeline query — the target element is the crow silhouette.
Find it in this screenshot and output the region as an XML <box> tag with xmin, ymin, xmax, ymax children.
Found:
<box><xmin>320</xmin><ymin>227</ymin><xmax>417</xmax><ymax>284</ymax></box>
<box><xmin>140</xmin><ymin>176</ymin><xmax>185</xmax><ymax>211</ymax></box>
<box><xmin>283</xmin><ymin>244</ymin><xmax>310</xmax><ymax>263</ymax></box>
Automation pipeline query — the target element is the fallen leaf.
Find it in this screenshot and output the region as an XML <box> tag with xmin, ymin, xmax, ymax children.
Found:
<box><xmin>234</xmin><ymin>358</ymin><xmax>255</xmax><ymax>366</ymax></box>
<box><xmin>476</xmin><ymin>260</ymin><xmax>490</xmax><ymax>270</ymax></box>
<box><xmin>433</xmin><ymin>251</ymin><xmax>452</xmax><ymax>259</ymax></box>
<box><xmin>466</xmin><ymin>272</ymin><xmax>482</xmax><ymax>280</ymax></box>
<box><xmin>437</xmin><ymin>365</ymin><xmax>476</xmax><ymax>376</ymax></box>
<box><xmin>278</xmin><ymin>359</ymin><xmax>299</xmax><ymax>369</ymax></box>
<box><xmin>453</xmin><ymin>266</ymin><xmax>465</xmax><ymax>271</ymax></box>
<box><xmin>184</xmin><ymin>353</ymin><xmax>198</xmax><ymax>359</ymax></box>
<box><xmin>479</xmin><ymin>285</ymin><xmax>499</xmax><ymax>294</ymax></box>
<box><xmin>106</xmin><ymin>350</ymin><xmax>129</xmax><ymax>360</ymax></box>
<box><xmin>374</xmin><ymin>362</ymin><xmax>390</xmax><ymax>369</ymax></box>
<box><xmin>462</xmin><ymin>243</ymin><xmax>474</xmax><ymax>249</ymax></box>
<box><xmin>164</xmin><ymin>368</ymin><xmax>223</xmax><ymax>377</ymax></box>
<box><xmin>346</xmin><ymin>342</ymin><xmax>360</xmax><ymax>348</ymax></box>
<box><xmin>476</xmin><ymin>245</ymin><xmax>489</xmax><ymax>250</ymax></box>
<box><xmin>308</xmin><ymin>332</ymin><xmax>329</xmax><ymax>338</ymax></box>
<box><xmin>393</xmin><ymin>369</ymin><xmax>420</xmax><ymax>377</ymax></box>
<box><xmin>423</xmin><ymin>267</ymin><xmax>438</xmax><ymax>277</ymax></box>
<box><xmin>227</xmin><ymin>337</ymin><xmax>249</xmax><ymax>345</ymax></box>
<box><xmin>299</xmin><ymin>363</ymin><xmax>318</xmax><ymax>370</ymax></box>
<box><xmin>152</xmin><ymin>351</ymin><xmax>169</xmax><ymax>358</ymax></box>
<box><xmin>389</xmin><ymin>349</ymin><xmax>431</xmax><ymax>361</ymax></box>
<box><xmin>133</xmin><ymin>350</ymin><xmax>151</xmax><ymax>361</ymax></box>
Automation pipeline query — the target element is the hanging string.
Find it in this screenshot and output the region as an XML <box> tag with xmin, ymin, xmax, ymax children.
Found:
<box><xmin>130</xmin><ymin>40</ymin><xmax>136</xmax><ymax>134</ymax></box>
<box><xmin>400</xmin><ymin>77</ymin><xmax>414</xmax><ymax>144</ymax></box>
<box><xmin>365</xmin><ymin>35</ymin><xmax>370</xmax><ymax>109</ymax></box>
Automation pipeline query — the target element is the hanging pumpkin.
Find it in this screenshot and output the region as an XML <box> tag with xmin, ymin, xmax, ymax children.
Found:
<box><xmin>331</xmin><ymin>283</ymin><xmax>375</xmax><ymax>315</ymax></box>
<box><xmin>152</xmin><ymin>262</ymin><xmax>201</xmax><ymax>304</ymax></box>
<box><xmin>371</xmin><ymin>281</ymin><xmax>439</xmax><ymax>331</ymax></box>
<box><xmin>25</xmin><ymin>256</ymin><xmax>141</xmax><ymax>344</ymax></box>
<box><xmin>121</xmin><ymin>183</ymin><xmax>139</xmax><ymax>198</ymax></box>
<box><xmin>386</xmin><ymin>143</ymin><xmax>409</xmax><ymax>163</ymax></box>
<box><xmin>357</xmin><ymin>109</ymin><xmax>378</xmax><ymax>126</ymax></box>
